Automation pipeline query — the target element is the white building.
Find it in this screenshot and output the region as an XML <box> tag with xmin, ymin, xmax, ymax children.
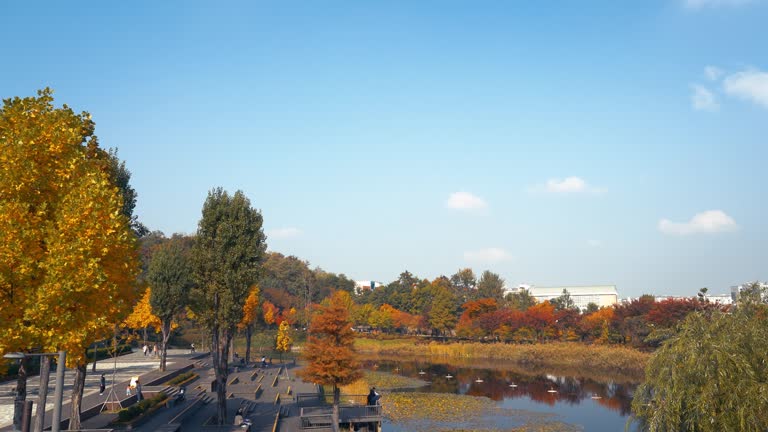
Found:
<box><xmin>730</xmin><ymin>282</ymin><xmax>768</xmax><ymax>302</ymax></box>
<box><xmin>354</xmin><ymin>280</ymin><xmax>385</xmax><ymax>295</ymax></box>
<box><xmin>526</xmin><ymin>285</ymin><xmax>619</xmax><ymax>310</ymax></box>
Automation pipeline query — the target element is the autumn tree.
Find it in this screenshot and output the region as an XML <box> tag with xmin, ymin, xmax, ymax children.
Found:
<box><xmin>275</xmin><ymin>320</ymin><xmax>293</xmax><ymax>363</ymax></box>
<box><xmin>298</xmin><ymin>291</ymin><xmax>363</xmax><ymax>427</ymax></box>
<box><xmin>262</xmin><ymin>300</ymin><xmax>278</xmax><ymax>327</ymax></box>
<box><xmin>148</xmin><ymin>237</ymin><xmax>194</xmax><ymax>371</ymax></box>
<box><xmin>0</xmin><ymin>89</ymin><xmax>140</xmax><ymax>429</ymax></box>
<box><xmin>190</xmin><ymin>188</ymin><xmax>266</xmax><ymax>424</ymax></box>
<box><xmin>238</xmin><ymin>285</ymin><xmax>260</xmax><ymax>364</ymax></box>
<box><xmin>429</xmin><ymin>286</ymin><xmax>458</xmax><ymax>336</ymax></box>
<box><xmin>123</xmin><ymin>287</ymin><xmax>162</xmax><ymax>344</ymax></box>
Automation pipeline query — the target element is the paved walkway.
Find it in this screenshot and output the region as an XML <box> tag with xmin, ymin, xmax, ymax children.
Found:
<box><xmin>0</xmin><ymin>351</ymin><xmax>362</xmax><ymax>431</ymax></box>
<box><xmin>0</xmin><ymin>349</ymin><xmax>197</xmax><ymax>431</ymax></box>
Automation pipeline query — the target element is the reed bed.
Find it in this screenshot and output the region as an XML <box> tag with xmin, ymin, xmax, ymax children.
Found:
<box><xmin>355</xmin><ymin>338</ymin><xmax>649</xmax><ymax>377</ymax></box>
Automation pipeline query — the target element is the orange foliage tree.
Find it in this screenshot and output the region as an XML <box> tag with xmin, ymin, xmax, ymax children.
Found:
<box><xmin>238</xmin><ymin>285</ymin><xmax>260</xmax><ymax>364</ymax></box>
<box><xmin>262</xmin><ymin>300</ymin><xmax>278</xmax><ymax>326</ymax></box>
<box><xmin>298</xmin><ymin>291</ymin><xmax>363</xmax><ymax>426</ymax></box>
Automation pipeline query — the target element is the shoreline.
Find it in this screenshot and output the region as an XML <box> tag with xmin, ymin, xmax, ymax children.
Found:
<box><xmin>355</xmin><ymin>338</ymin><xmax>650</xmax><ymax>380</ymax></box>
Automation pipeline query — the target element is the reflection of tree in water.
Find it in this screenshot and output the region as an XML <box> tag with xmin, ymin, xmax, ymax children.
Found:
<box><xmin>361</xmin><ymin>358</ymin><xmax>635</xmax><ymax>415</ymax></box>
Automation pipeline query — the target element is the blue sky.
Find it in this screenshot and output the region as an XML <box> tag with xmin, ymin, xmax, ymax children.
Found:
<box><xmin>2</xmin><ymin>0</ymin><xmax>766</xmax><ymax>297</ymax></box>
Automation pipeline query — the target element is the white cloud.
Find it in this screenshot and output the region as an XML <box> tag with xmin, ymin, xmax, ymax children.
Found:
<box><xmin>532</xmin><ymin>177</ymin><xmax>603</xmax><ymax>194</ymax></box>
<box><xmin>464</xmin><ymin>248</ymin><xmax>513</xmax><ymax>263</ymax></box>
<box><xmin>684</xmin><ymin>0</ymin><xmax>757</xmax><ymax>9</ymax></box>
<box><xmin>723</xmin><ymin>69</ymin><xmax>768</xmax><ymax>108</ymax></box>
<box><xmin>446</xmin><ymin>191</ymin><xmax>487</xmax><ymax>210</ymax></box>
<box><xmin>658</xmin><ymin>210</ymin><xmax>738</xmax><ymax>235</ymax></box>
<box><xmin>704</xmin><ymin>66</ymin><xmax>723</xmax><ymax>81</ymax></box>
<box><xmin>691</xmin><ymin>84</ymin><xmax>719</xmax><ymax>111</ymax></box>
<box><xmin>267</xmin><ymin>227</ymin><xmax>302</xmax><ymax>238</ymax></box>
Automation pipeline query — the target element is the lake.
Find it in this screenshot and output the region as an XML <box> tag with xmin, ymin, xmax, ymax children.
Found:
<box><xmin>361</xmin><ymin>357</ymin><xmax>640</xmax><ymax>431</ymax></box>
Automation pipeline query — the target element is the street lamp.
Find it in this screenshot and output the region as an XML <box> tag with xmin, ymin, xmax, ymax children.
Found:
<box><xmin>3</xmin><ymin>351</ymin><xmax>67</xmax><ymax>432</ymax></box>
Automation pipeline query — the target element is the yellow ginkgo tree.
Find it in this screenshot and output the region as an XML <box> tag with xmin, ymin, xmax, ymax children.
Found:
<box><xmin>124</xmin><ymin>287</ymin><xmax>163</xmax><ymax>344</ymax></box>
<box><xmin>275</xmin><ymin>320</ymin><xmax>293</xmax><ymax>364</ymax></box>
<box><xmin>0</xmin><ymin>89</ymin><xmax>140</xmax><ymax>429</ymax></box>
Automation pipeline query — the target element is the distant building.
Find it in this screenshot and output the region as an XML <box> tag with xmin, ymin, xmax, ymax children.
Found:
<box><xmin>730</xmin><ymin>282</ymin><xmax>768</xmax><ymax>302</ymax></box>
<box><xmin>526</xmin><ymin>285</ymin><xmax>619</xmax><ymax>310</ymax></box>
<box><xmin>354</xmin><ymin>280</ymin><xmax>385</xmax><ymax>295</ymax></box>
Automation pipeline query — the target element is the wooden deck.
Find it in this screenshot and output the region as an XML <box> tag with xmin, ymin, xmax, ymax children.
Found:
<box><xmin>297</xmin><ymin>394</ymin><xmax>382</xmax><ymax>431</ymax></box>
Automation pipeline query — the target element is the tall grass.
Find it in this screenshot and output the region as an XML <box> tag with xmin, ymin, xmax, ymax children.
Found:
<box><xmin>355</xmin><ymin>338</ymin><xmax>649</xmax><ymax>377</ymax></box>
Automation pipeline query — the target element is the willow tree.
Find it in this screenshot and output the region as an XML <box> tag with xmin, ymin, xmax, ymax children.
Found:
<box><xmin>190</xmin><ymin>188</ymin><xmax>266</xmax><ymax>424</ymax></box>
<box><xmin>298</xmin><ymin>291</ymin><xmax>363</xmax><ymax>427</ymax></box>
<box><xmin>632</xmin><ymin>287</ymin><xmax>768</xmax><ymax>431</ymax></box>
<box><xmin>148</xmin><ymin>238</ymin><xmax>194</xmax><ymax>371</ymax></box>
<box><xmin>0</xmin><ymin>89</ymin><xmax>140</xmax><ymax>430</ymax></box>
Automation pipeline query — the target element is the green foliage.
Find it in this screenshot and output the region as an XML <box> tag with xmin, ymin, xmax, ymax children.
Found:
<box><xmin>632</xmin><ymin>305</ymin><xmax>768</xmax><ymax>431</ymax></box>
<box><xmin>506</xmin><ymin>289</ymin><xmax>537</xmax><ymax>311</ymax></box>
<box><xmin>148</xmin><ymin>238</ymin><xmax>193</xmax><ymax>323</ymax></box>
<box><xmin>428</xmin><ymin>286</ymin><xmax>458</xmax><ymax>334</ymax></box>
<box><xmin>86</xmin><ymin>344</ymin><xmax>132</xmax><ymax>362</ymax></box>
<box><xmin>190</xmin><ymin>188</ymin><xmax>266</xmax><ymax>330</ymax></box>
<box><xmin>189</xmin><ymin>187</ymin><xmax>266</xmax><ymax>424</ymax></box>
<box><xmin>476</xmin><ymin>270</ymin><xmax>505</xmax><ymax>300</ymax></box>
<box><xmin>115</xmin><ymin>391</ymin><xmax>167</xmax><ymax>423</ymax></box>
<box><xmin>550</xmin><ymin>289</ymin><xmax>577</xmax><ymax>311</ymax></box>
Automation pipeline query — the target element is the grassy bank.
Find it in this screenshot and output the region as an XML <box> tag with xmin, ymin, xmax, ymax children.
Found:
<box><xmin>355</xmin><ymin>338</ymin><xmax>649</xmax><ymax>378</ymax></box>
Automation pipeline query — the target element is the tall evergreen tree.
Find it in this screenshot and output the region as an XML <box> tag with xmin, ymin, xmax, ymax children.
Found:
<box><xmin>148</xmin><ymin>237</ymin><xmax>194</xmax><ymax>371</ymax></box>
<box><xmin>477</xmin><ymin>270</ymin><xmax>505</xmax><ymax>300</ymax></box>
<box><xmin>190</xmin><ymin>188</ymin><xmax>266</xmax><ymax>424</ymax></box>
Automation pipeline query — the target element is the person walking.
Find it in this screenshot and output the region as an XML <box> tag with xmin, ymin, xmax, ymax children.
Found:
<box><xmin>142</xmin><ymin>344</ymin><xmax>148</xmax><ymax>356</ymax></box>
<box><xmin>99</xmin><ymin>374</ymin><xmax>106</xmax><ymax>395</ymax></box>
<box><xmin>135</xmin><ymin>378</ymin><xmax>143</xmax><ymax>401</ymax></box>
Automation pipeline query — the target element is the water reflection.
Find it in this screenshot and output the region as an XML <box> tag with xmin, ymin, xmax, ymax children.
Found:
<box><xmin>362</xmin><ymin>358</ymin><xmax>638</xmax><ymax>430</ymax></box>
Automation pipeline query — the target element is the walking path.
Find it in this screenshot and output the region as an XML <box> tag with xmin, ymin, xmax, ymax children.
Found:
<box><xmin>0</xmin><ymin>350</ymin><xmax>335</xmax><ymax>432</ymax></box>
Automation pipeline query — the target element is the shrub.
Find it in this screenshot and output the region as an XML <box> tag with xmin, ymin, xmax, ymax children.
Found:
<box><xmin>115</xmin><ymin>391</ymin><xmax>167</xmax><ymax>423</ymax></box>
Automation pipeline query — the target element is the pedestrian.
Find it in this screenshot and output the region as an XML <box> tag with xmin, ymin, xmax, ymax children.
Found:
<box><xmin>190</xmin><ymin>343</ymin><xmax>195</xmax><ymax>353</ymax></box>
<box><xmin>135</xmin><ymin>378</ymin><xmax>143</xmax><ymax>401</ymax></box>
<box><xmin>261</xmin><ymin>356</ymin><xmax>266</xmax><ymax>368</ymax></box>
<box><xmin>126</xmin><ymin>385</ymin><xmax>131</xmax><ymax>396</ymax></box>
<box><xmin>366</xmin><ymin>387</ymin><xmax>376</xmax><ymax>406</ymax></box>
<box><xmin>152</xmin><ymin>344</ymin><xmax>158</xmax><ymax>357</ymax></box>
<box><xmin>142</xmin><ymin>344</ymin><xmax>148</xmax><ymax>356</ymax></box>
<box><xmin>99</xmin><ymin>373</ymin><xmax>106</xmax><ymax>395</ymax></box>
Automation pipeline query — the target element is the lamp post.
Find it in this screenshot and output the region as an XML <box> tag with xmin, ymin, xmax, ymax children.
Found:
<box><xmin>3</xmin><ymin>351</ymin><xmax>67</xmax><ymax>432</ymax></box>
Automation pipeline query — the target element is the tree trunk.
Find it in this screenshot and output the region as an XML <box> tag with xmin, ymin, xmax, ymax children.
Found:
<box><xmin>245</xmin><ymin>325</ymin><xmax>252</xmax><ymax>364</ymax></box>
<box><xmin>68</xmin><ymin>362</ymin><xmax>87</xmax><ymax>430</ymax></box>
<box><xmin>212</xmin><ymin>324</ymin><xmax>231</xmax><ymax>425</ymax></box>
<box><xmin>143</xmin><ymin>326</ymin><xmax>148</xmax><ymax>346</ymax></box>
<box><xmin>160</xmin><ymin>318</ymin><xmax>172</xmax><ymax>371</ymax></box>
<box><xmin>13</xmin><ymin>357</ymin><xmax>29</xmax><ymax>430</ymax></box>
<box><xmin>229</xmin><ymin>336</ymin><xmax>235</xmax><ymax>364</ymax></box>
<box><xmin>33</xmin><ymin>356</ymin><xmax>51</xmax><ymax>432</ymax></box>
<box><xmin>332</xmin><ymin>384</ymin><xmax>340</xmax><ymax>432</ymax></box>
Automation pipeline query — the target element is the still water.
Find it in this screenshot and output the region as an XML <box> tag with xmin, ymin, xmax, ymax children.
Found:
<box><xmin>362</xmin><ymin>358</ymin><xmax>640</xmax><ymax>431</ymax></box>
